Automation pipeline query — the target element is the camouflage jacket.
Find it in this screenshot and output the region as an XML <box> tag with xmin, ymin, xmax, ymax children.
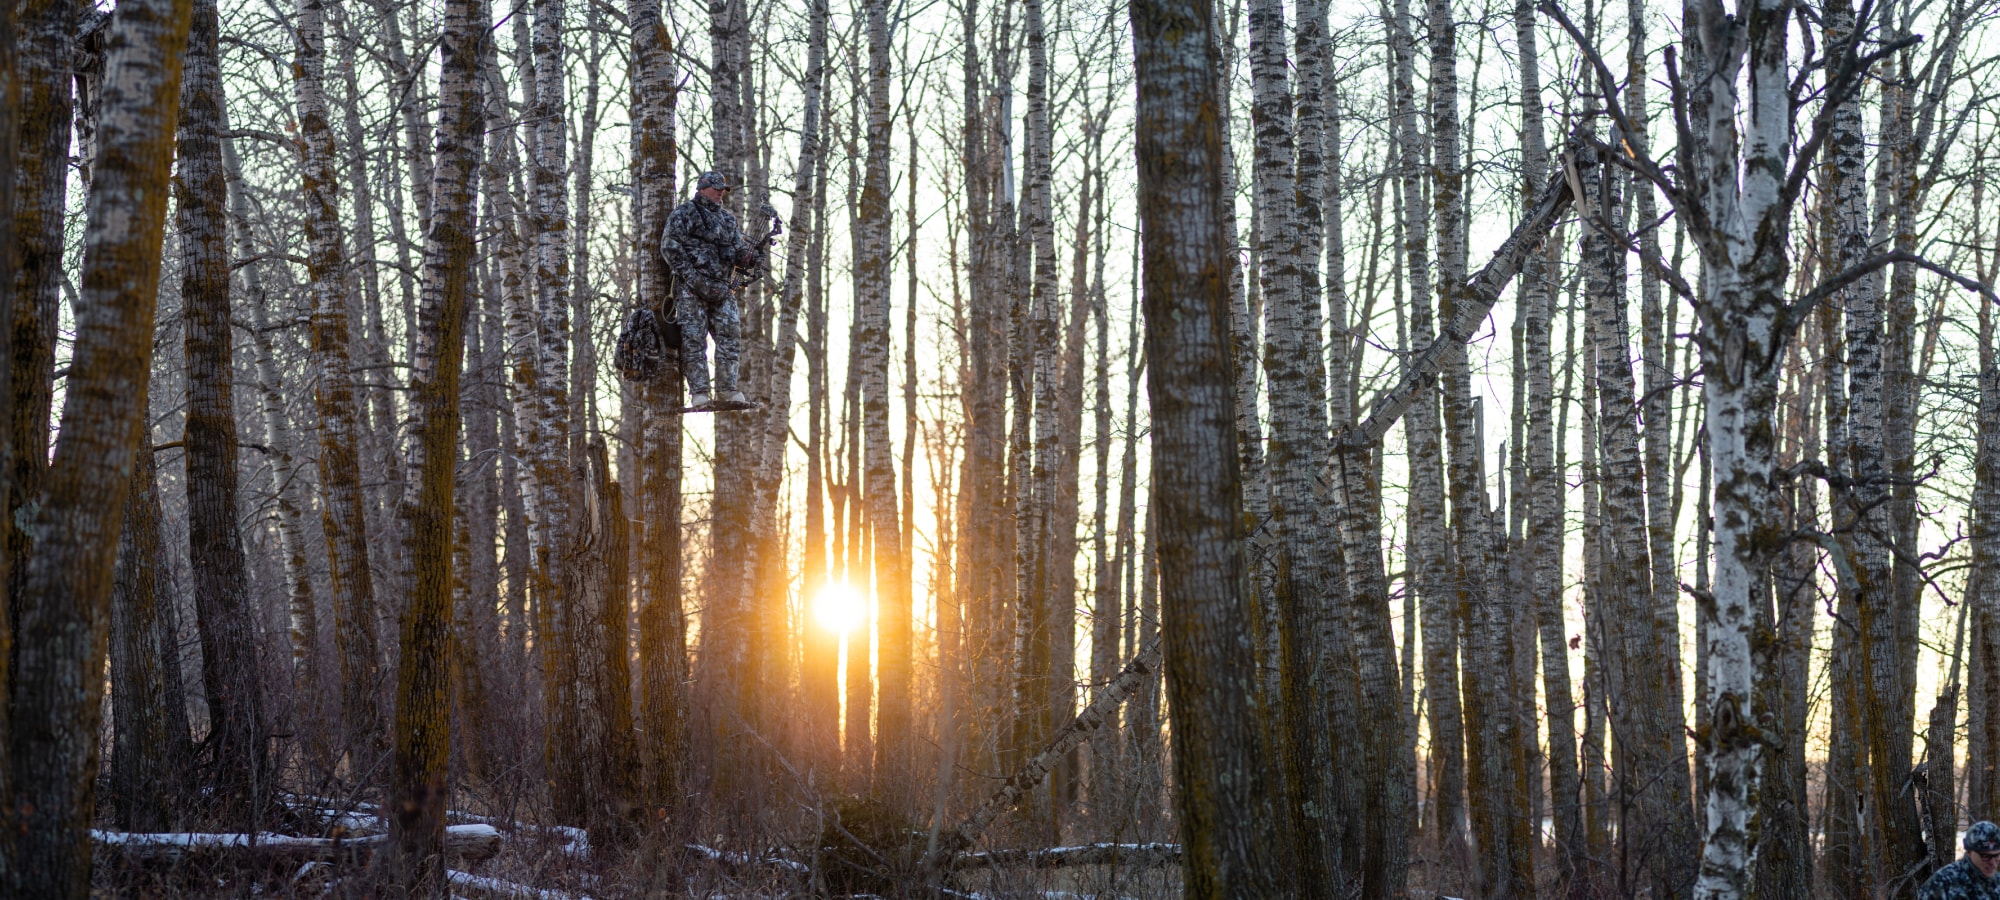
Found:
<box><xmin>1921</xmin><ymin>858</ymin><xmax>2000</xmax><ymax>900</ymax></box>
<box><xmin>661</xmin><ymin>193</ymin><xmax>757</xmax><ymax>297</ymax></box>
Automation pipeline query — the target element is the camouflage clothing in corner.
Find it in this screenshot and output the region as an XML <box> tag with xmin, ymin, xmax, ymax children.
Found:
<box><xmin>661</xmin><ymin>192</ymin><xmax>759</xmax><ymax>395</ymax></box>
<box><xmin>1921</xmin><ymin>858</ymin><xmax>2000</xmax><ymax>900</ymax></box>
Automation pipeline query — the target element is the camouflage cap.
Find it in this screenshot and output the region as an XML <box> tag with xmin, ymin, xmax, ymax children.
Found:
<box><xmin>1967</xmin><ymin>821</ymin><xmax>2000</xmax><ymax>854</ymax></box>
<box><xmin>697</xmin><ymin>170</ymin><xmax>731</xmax><ymax>191</ymax></box>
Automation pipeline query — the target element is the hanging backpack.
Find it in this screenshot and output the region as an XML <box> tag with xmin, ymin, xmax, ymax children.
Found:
<box><xmin>615</xmin><ymin>304</ymin><xmax>680</xmax><ymax>383</ymax></box>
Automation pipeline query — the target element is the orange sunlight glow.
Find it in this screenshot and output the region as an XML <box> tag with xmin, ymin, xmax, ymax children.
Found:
<box><xmin>813</xmin><ymin>582</ymin><xmax>866</xmax><ymax>635</ymax></box>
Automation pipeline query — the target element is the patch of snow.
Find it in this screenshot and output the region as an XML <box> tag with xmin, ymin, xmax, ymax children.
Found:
<box><xmin>685</xmin><ymin>843</ymin><xmax>810</xmax><ymax>873</ymax></box>
<box><xmin>446</xmin><ymin>869</ymin><xmax>593</xmax><ymax>900</ymax></box>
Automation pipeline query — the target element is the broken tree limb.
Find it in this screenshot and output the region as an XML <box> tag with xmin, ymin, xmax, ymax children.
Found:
<box><xmin>1335</xmin><ymin>144</ymin><xmax>1579</xmax><ymax>453</ymax></box>
<box><xmin>951</xmin><ymin>842</ymin><xmax>1183</xmax><ymax>870</ymax></box>
<box><xmin>91</xmin><ymin>823</ymin><xmax>502</xmax><ymax>867</ymax></box>
<box><xmin>924</xmin><ymin>639</ymin><xmax>1164</xmax><ymax>872</ymax></box>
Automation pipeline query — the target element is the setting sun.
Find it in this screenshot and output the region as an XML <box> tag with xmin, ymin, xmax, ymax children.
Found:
<box><xmin>813</xmin><ymin>582</ymin><xmax>866</xmax><ymax>634</ymax></box>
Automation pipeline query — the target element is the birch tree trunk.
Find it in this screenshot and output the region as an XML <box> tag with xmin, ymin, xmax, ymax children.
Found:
<box><xmin>1760</xmin><ymin>310</ymin><xmax>1818</xmax><ymax>900</ymax></box>
<box><xmin>1628</xmin><ymin>0</ymin><xmax>1683</xmax><ymax>745</ymax></box>
<box><xmin>858</xmin><ymin>0</ymin><xmax>911</xmax><ymax>801</ymax></box>
<box><xmin>1666</xmin><ymin>0</ymin><xmax>1802</xmax><ymax>893</ymax></box>
<box><xmin>1977</xmin><ymin>242</ymin><xmax>2000</xmax><ymax>879</ymax></box>
<box><xmin>293</xmin><ymin>0</ymin><xmax>383</xmax><ymax>769</ymax></box>
<box><xmin>631</xmin><ymin>0</ymin><xmax>686</xmax><ymax>816</ymax></box>
<box><xmin>1515</xmin><ymin>0</ymin><xmax>1582</xmax><ymax>885</ymax></box>
<box><xmin>387</xmin><ymin>0</ymin><xmax>481</xmax><ymax>881</ymax></box>
<box><xmin>1576</xmin><ymin>108</ymin><xmax>1694</xmax><ymax>894</ymax></box>
<box><xmin>958</xmin><ymin>0</ymin><xmax>1006</xmax><ymax>784</ymax></box>
<box><xmin>476</xmin><ymin>31</ymin><xmax>536</xmax><ymax>686</ymax></box>
<box><xmin>0</xmin><ymin>0</ymin><xmax>18</xmax><ymax>852</ymax></box>
<box><xmin>753</xmin><ymin>0</ymin><xmax>826</xmax><ymax>783</ymax></box>
<box><xmin>1247</xmin><ymin>0</ymin><xmax>1345</xmax><ymax>884</ymax></box>
<box><xmin>108</xmin><ymin>448</ymin><xmax>191</xmax><ymax>832</ymax></box>
<box><xmin>1087</xmin><ymin>197</ymin><xmax>1120</xmax><ymax>810</ymax></box>
<box><xmin>1052</xmin><ymin>175</ymin><xmax>1093</xmax><ymax>817</ymax></box>
<box><xmin>1427</xmin><ymin>1</ymin><xmax>1530</xmax><ymax>890</ymax></box>
<box><xmin>5</xmin><ymin>0</ymin><xmax>72</xmax><ymax>630</ymax></box>
<box><xmin>1390</xmin><ymin>0</ymin><xmax>1463</xmax><ymax>854</ymax></box>
<box><xmin>1128</xmin><ymin>0</ymin><xmax>1288</xmax><ymax>890</ymax></box>
<box><xmin>525</xmin><ymin>0</ymin><xmax>597</xmax><ymax>828</ymax></box>
<box><xmin>176</xmin><ymin>0</ymin><xmax>267</xmax><ymax>827</ymax></box>
<box><xmin>700</xmin><ymin>0</ymin><xmax>758</xmax><ymax>799</ymax></box>
<box><xmin>5</xmin><ymin>0</ymin><xmax>192</xmax><ymax>889</ymax></box>
<box><xmin>1316</xmin><ymin>39</ymin><xmax>1375</xmax><ymax>882</ymax></box>
<box><xmin>802</xmin><ymin>70</ymin><xmax>836</xmax><ymax>774</ymax></box>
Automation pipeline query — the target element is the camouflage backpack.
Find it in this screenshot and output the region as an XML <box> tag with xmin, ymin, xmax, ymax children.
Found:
<box><xmin>614</xmin><ymin>305</ymin><xmax>679</xmax><ymax>382</ymax></box>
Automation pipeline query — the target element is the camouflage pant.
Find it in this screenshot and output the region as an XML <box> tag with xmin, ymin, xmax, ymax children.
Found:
<box><xmin>675</xmin><ymin>280</ymin><xmax>741</xmax><ymax>395</ymax></box>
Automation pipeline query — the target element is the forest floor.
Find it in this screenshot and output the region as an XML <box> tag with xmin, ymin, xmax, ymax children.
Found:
<box><xmin>85</xmin><ymin>796</ymin><xmax>1191</xmax><ymax>898</ymax></box>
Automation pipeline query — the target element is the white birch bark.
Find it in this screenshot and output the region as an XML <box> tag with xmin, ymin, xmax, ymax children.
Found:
<box><xmin>387</xmin><ymin>0</ymin><xmax>481</xmax><ymax>877</ymax></box>
<box><xmin>629</xmin><ymin>0</ymin><xmax>687</xmax><ymax>811</ymax></box>
<box><xmin>292</xmin><ymin>0</ymin><xmax>382</xmax><ymax>765</ymax></box>
<box><xmin>1127</xmin><ymin>0</ymin><xmax>1288</xmax><ymax>888</ymax></box>
<box><xmin>1390</xmin><ymin>0</ymin><xmax>1462</xmax><ymax>848</ymax></box>
<box><xmin>1676</xmin><ymin>0</ymin><xmax>1795</xmax><ymax>893</ymax></box>
<box><xmin>1248</xmin><ymin>0</ymin><xmax>1345</xmax><ymax>884</ymax></box>
<box><xmin>1516</xmin><ymin>0</ymin><xmax>1582</xmax><ymax>880</ymax></box>
<box><xmin>5</xmin><ymin>0</ymin><xmax>192</xmax><ymax>888</ymax></box>
<box><xmin>859</xmin><ymin>0</ymin><xmax>911</xmax><ymax>796</ymax></box>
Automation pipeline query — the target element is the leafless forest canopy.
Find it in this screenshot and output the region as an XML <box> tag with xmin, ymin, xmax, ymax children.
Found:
<box><xmin>6</xmin><ymin>0</ymin><xmax>2000</xmax><ymax>895</ymax></box>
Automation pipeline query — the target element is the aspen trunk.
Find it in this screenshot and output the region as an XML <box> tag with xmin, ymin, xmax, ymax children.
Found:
<box><xmin>1427</xmin><ymin>0</ymin><xmax>1528</xmax><ymax>889</ymax></box>
<box><xmin>5</xmin><ymin>0</ymin><xmax>193</xmax><ymax>890</ymax></box>
<box><xmin>387</xmin><ymin>0</ymin><xmax>481</xmax><ymax>881</ymax></box>
<box><xmin>748</xmin><ymin>0</ymin><xmax>826</xmax><ymax>784</ymax></box>
<box><xmin>698</xmin><ymin>0</ymin><xmax>759</xmax><ymax>801</ymax></box>
<box><xmin>1009</xmin><ymin>0</ymin><xmax>1060</xmax><ymax>834</ymax></box>
<box><xmin>1759</xmin><ymin>310</ymin><xmax>1818</xmax><ymax>899</ymax></box>
<box><xmin>1976</xmin><ymin>247</ymin><xmax>2000</xmax><ymax>866</ymax></box>
<box><xmin>1515</xmin><ymin>0</ymin><xmax>1581</xmax><ymax>885</ymax></box>
<box><xmin>109</xmin><ymin>448</ymin><xmax>191</xmax><ymax>832</ymax></box>
<box><xmin>293</xmin><ymin>0</ymin><xmax>383</xmax><ymax>769</ymax></box>
<box><xmin>0</xmin><ymin>0</ymin><xmax>18</xmax><ymax>850</ymax></box>
<box><xmin>802</xmin><ymin>57</ymin><xmax>837</xmax><ymax>773</ymax></box>
<box><xmin>5</xmin><ymin>0</ymin><xmax>73</xmax><ymax>624</ymax></box>
<box><xmin>1114</xmin><ymin>302</ymin><xmax>1150</xmax><ymax>828</ymax></box>
<box><xmin>858</xmin><ymin>0</ymin><xmax>911</xmax><ymax>801</ymax></box>
<box><xmin>628</xmin><ymin>0</ymin><xmax>685</xmax><ymax>816</ymax></box>
<box><xmin>1128</xmin><ymin>0</ymin><xmax>1289</xmax><ymax>890</ymax></box>
<box><xmin>1391</xmin><ymin>0</ymin><xmax>1463</xmax><ymax>851</ymax></box>
<box><xmin>1577</xmin><ymin>124</ymin><xmax>1697</xmax><ymax>895</ymax></box>
<box><xmin>957</xmin><ymin>0</ymin><xmax>1011</xmax><ymax>786</ymax></box>
<box><xmin>1087</xmin><ymin>208</ymin><xmax>1120</xmax><ymax>811</ymax></box>
<box><xmin>1247</xmin><ymin>0</ymin><xmax>1344</xmax><ymax>883</ymax></box>
<box><xmin>477</xmin><ymin>30</ymin><xmax>536</xmax><ymax>684</ymax></box>
<box><xmin>177</xmin><ymin>0</ymin><xmax>268</xmax><ymax>827</ymax></box>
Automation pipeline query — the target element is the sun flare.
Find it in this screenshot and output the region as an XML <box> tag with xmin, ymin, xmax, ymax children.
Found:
<box><xmin>813</xmin><ymin>582</ymin><xmax>866</xmax><ymax>635</ymax></box>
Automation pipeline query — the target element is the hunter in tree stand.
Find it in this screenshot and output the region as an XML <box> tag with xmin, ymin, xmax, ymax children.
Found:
<box><xmin>660</xmin><ymin>169</ymin><xmax>775</xmax><ymax>411</ymax></box>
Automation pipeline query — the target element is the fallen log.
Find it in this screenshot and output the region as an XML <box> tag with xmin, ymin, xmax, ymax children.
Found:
<box><xmin>92</xmin><ymin>823</ymin><xmax>502</xmax><ymax>867</ymax></box>
<box><xmin>923</xmin><ymin>640</ymin><xmax>1163</xmax><ymax>873</ymax></box>
<box><xmin>951</xmin><ymin>842</ymin><xmax>1182</xmax><ymax>870</ymax></box>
